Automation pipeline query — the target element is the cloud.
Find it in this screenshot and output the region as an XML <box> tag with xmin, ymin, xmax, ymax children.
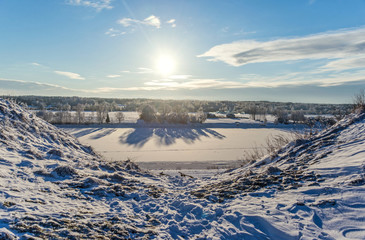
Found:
<box><xmin>54</xmin><ymin>71</ymin><xmax>85</xmax><ymax>80</ymax></box>
<box><xmin>143</xmin><ymin>78</ymin><xmax>248</xmax><ymax>90</ymax></box>
<box><xmin>0</xmin><ymin>78</ymin><xmax>77</xmax><ymax>93</ymax></box>
<box><xmin>144</xmin><ymin>15</ymin><xmax>161</xmax><ymax>28</ymax></box>
<box><xmin>166</xmin><ymin>19</ymin><xmax>176</xmax><ymax>28</ymax></box>
<box><xmin>31</xmin><ymin>62</ymin><xmax>42</xmax><ymax>67</ymax></box>
<box><xmin>105</xmin><ymin>28</ymin><xmax>126</xmax><ymax>37</ymax></box>
<box><xmin>106</xmin><ymin>74</ymin><xmax>121</xmax><ymax>78</ymax></box>
<box><xmin>240</xmin><ymin>68</ymin><xmax>365</xmax><ymax>88</ymax></box>
<box><xmin>118</xmin><ymin>15</ymin><xmax>161</xmax><ymax>29</ymax></box>
<box><xmin>169</xmin><ymin>75</ymin><xmax>192</xmax><ymax>80</ymax></box>
<box><xmin>137</xmin><ymin>67</ymin><xmax>154</xmax><ymax>74</ymax></box>
<box><xmin>66</xmin><ymin>0</ymin><xmax>113</xmax><ymax>11</ymax></box>
<box><xmin>321</xmin><ymin>57</ymin><xmax>365</xmax><ymax>71</ymax></box>
<box><xmin>199</xmin><ymin>27</ymin><xmax>365</xmax><ymax>66</ymax></box>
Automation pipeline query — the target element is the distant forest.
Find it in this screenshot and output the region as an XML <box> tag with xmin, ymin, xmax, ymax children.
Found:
<box><xmin>2</xmin><ymin>95</ymin><xmax>352</xmax><ymax>116</ymax></box>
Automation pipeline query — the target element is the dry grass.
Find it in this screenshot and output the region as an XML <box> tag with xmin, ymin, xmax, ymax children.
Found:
<box><xmin>240</xmin><ymin>130</ymin><xmax>306</xmax><ymax>166</ymax></box>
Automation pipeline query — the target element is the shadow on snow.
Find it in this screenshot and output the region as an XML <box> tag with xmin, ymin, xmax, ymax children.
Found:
<box><xmin>119</xmin><ymin>128</ymin><xmax>225</xmax><ymax>148</ymax></box>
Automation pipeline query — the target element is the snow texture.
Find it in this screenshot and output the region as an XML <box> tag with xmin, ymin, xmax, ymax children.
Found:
<box><xmin>1</xmin><ymin>98</ymin><xmax>365</xmax><ymax>239</ymax></box>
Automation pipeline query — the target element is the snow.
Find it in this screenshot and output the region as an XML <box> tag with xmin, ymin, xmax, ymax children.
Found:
<box><xmin>1</xmin><ymin>98</ymin><xmax>365</xmax><ymax>239</ymax></box>
<box><xmin>62</xmin><ymin>117</ymin><xmax>301</xmax><ymax>171</ymax></box>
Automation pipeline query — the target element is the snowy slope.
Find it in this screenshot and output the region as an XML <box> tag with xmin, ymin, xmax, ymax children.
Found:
<box><xmin>189</xmin><ymin>111</ymin><xmax>365</xmax><ymax>239</ymax></box>
<box><xmin>1</xmin><ymin>98</ymin><xmax>365</xmax><ymax>239</ymax></box>
<box><xmin>0</xmin><ymin>99</ymin><xmax>166</xmax><ymax>239</ymax></box>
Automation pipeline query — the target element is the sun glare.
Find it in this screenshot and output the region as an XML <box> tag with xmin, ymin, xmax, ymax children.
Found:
<box><xmin>156</xmin><ymin>55</ymin><xmax>175</xmax><ymax>75</ymax></box>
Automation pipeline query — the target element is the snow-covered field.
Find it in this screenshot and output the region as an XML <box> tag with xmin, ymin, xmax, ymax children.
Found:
<box><xmin>62</xmin><ymin>116</ymin><xmax>301</xmax><ymax>171</ymax></box>
<box><xmin>1</xmin><ymin>99</ymin><xmax>365</xmax><ymax>239</ymax></box>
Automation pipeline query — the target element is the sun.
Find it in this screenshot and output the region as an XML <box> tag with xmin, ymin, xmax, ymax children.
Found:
<box><xmin>156</xmin><ymin>55</ymin><xmax>175</xmax><ymax>75</ymax></box>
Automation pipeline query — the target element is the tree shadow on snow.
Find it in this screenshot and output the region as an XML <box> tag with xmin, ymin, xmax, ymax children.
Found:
<box><xmin>119</xmin><ymin>128</ymin><xmax>225</xmax><ymax>148</ymax></box>
<box><xmin>72</xmin><ymin>128</ymin><xmax>102</xmax><ymax>138</ymax></box>
<box><xmin>89</xmin><ymin>129</ymin><xmax>117</xmax><ymax>139</ymax></box>
<box><xmin>119</xmin><ymin>128</ymin><xmax>154</xmax><ymax>148</ymax></box>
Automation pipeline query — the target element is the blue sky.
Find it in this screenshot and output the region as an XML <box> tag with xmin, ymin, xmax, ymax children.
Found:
<box><xmin>1</xmin><ymin>0</ymin><xmax>365</xmax><ymax>103</ymax></box>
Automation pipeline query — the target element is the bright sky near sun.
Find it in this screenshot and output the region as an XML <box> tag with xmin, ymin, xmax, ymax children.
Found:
<box><xmin>1</xmin><ymin>0</ymin><xmax>365</xmax><ymax>103</ymax></box>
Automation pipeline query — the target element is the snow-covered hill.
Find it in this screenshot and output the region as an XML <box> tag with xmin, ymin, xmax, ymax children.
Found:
<box><xmin>0</xmin><ymin>99</ymin><xmax>166</xmax><ymax>239</ymax></box>
<box><xmin>1</xmin><ymin>98</ymin><xmax>365</xmax><ymax>239</ymax></box>
<box><xmin>190</xmin><ymin>110</ymin><xmax>365</xmax><ymax>239</ymax></box>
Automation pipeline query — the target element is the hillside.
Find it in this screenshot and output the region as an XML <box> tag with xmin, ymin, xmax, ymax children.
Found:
<box><xmin>190</xmin><ymin>110</ymin><xmax>365</xmax><ymax>239</ymax></box>
<box><xmin>0</xmin><ymin>99</ymin><xmax>166</xmax><ymax>239</ymax></box>
<box><xmin>1</xmin><ymin>98</ymin><xmax>365</xmax><ymax>239</ymax></box>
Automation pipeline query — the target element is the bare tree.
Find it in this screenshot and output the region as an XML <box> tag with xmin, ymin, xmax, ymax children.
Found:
<box><xmin>196</xmin><ymin>109</ymin><xmax>207</xmax><ymax>123</ymax></box>
<box><xmin>274</xmin><ymin>109</ymin><xmax>289</xmax><ymax>124</ymax></box>
<box><xmin>43</xmin><ymin>110</ymin><xmax>54</xmax><ymax>122</ymax></box>
<box><xmin>87</xmin><ymin>111</ymin><xmax>96</xmax><ymax>124</ymax></box>
<box><xmin>249</xmin><ymin>105</ymin><xmax>257</xmax><ymax>120</ymax></box>
<box><xmin>353</xmin><ymin>89</ymin><xmax>365</xmax><ymax>112</ymax></box>
<box><xmin>96</xmin><ymin>102</ymin><xmax>108</xmax><ymax>124</ymax></box>
<box><xmin>291</xmin><ymin>110</ymin><xmax>306</xmax><ymax>123</ymax></box>
<box><xmin>75</xmin><ymin>103</ymin><xmax>85</xmax><ymax>124</ymax></box>
<box><xmin>59</xmin><ymin>103</ymin><xmax>72</xmax><ymax>124</ymax></box>
<box><xmin>116</xmin><ymin>111</ymin><xmax>124</xmax><ymax>123</ymax></box>
<box><xmin>160</xmin><ymin>103</ymin><xmax>172</xmax><ymax>118</ymax></box>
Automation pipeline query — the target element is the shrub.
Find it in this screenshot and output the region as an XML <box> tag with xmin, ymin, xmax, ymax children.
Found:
<box><xmin>353</xmin><ymin>89</ymin><xmax>365</xmax><ymax>112</ymax></box>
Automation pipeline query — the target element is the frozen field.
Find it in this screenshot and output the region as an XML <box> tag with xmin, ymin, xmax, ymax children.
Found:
<box><xmin>63</xmin><ymin>116</ymin><xmax>302</xmax><ymax>171</ymax></box>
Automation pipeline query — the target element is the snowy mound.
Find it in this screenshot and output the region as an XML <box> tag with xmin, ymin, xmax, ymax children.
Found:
<box><xmin>0</xmin><ymin>99</ymin><xmax>164</xmax><ymax>239</ymax></box>
<box><xmin>189</xmin><ymin>111</ymin><xmax>365</xmax><ymax>239</ymax></box>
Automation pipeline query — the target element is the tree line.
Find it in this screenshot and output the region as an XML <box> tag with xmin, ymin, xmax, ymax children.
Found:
<box><xmin>2</xmin><ymin>95</ymin><xmax>352</xmax><ymax>116</ymax></box>
<box><xmin>139</xmin><ymin>104</ymin><xmax>207</xmax><ymax>124</ymax></box>
<box><xmin>35</xmin><ymin>102</ymin><xmax>125</xmax><ymax>125</ymax></box>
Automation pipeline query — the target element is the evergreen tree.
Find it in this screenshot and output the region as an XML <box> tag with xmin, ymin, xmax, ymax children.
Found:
<box><xmin>106</xmin><ymin>113</ymin><xmax>111</xmax><ymax>123</ymax></box>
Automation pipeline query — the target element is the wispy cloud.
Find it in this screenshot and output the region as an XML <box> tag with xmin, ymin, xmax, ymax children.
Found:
<box><xmin>143</xmin><ymin>78</ymin><xmax>248</xmax><ymax>90</ymax></box>
<box><xmin>31</xmin><ymin>62</ymin><xmax>42</xmax><ymax>67</ymax></box>
<box><xmin>199</xmin><ymin>27</ymin><xmax>365</xmax><ymax>66</ymax></box>
<box><xmin>137</xmin><ymin>67</ymin><xmax>154</xmax><ymax>74</ymax></box>
<box><xmin>118</xmin><ymin>15</ymin><xmax>161</xmax><ymax>29</ymax></box>
<box><xmin>321</xmin><ymin>57</ymin><xmax>365</xmax><ymax>71</ymax></box>
<box><xmin>0</xmin><ymin>78</ymin><xmax>76</xmax><ymax>92</ymax></box>
<box><xmin>105</xmin><ymin>28</ymin><xmax>126</xmax><ymax>37</ymax></box>
<box><xmin>169</xmin><ymin>75</ymin><xmax>192</xmax><ymax>80</ymax></box>
<box><xmin>166</xmin><ymin>19</ymin><xmax>176</xmax><ymax>28</ymax></box>
<box><xmin>240</xmin><ymin>68</ymin><xmax>365</xmax><ymax>88</ymax></box>
<box><xmin>66</xmin><ymin>0</ymin><xmax>113</xmax><ymax>11</ymax></box>
<box><xmin>106</xmin><ymin>74</ymin><xmax>121</xmax><ymax>78</ymax></box>
<box><xmin>54</xmin><ymin>71</ymin><xmax>85</xmax><ymax>80</ymax></box>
